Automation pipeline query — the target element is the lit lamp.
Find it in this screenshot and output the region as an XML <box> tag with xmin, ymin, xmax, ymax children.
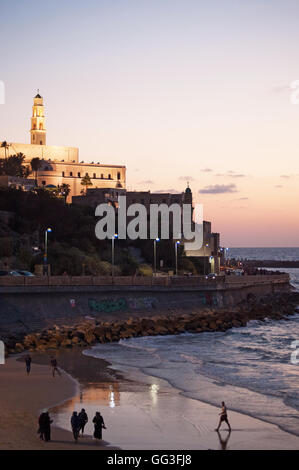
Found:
<box><xmin>203</xmin><ymin>243</ymin><xmax>209</xmax><ymax>276</ymax></box>
<box><xmin>175</xmin><ymin>240</ymin><xmax>180</xmax><ymax>276</ymax></box>
<box><xmin>44</xmin><ymin>227</ymin><xmax>52</xmax><ymax>275</ymax></box>
<box><xmin>112</xmin><ymin>233</ymin><xmax>118</xmax><ymax>277</ymax></box>
<box><xmin>153</xmin><ymin>238</ymin><xmax>160</xmax><ymax>275</ymax></box>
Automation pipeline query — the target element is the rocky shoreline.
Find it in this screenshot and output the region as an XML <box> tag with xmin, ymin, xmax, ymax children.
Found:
<box><xmin>3</xmin><ymin>291</ymin><xmax>299</xmax><ymax>355</ymax></box>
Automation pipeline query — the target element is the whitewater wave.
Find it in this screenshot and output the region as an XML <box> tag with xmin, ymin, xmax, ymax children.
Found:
<box><xmin>85</xmin><ymin>268</ymin><xmax>299</xmax><ymax>437</ymax></box>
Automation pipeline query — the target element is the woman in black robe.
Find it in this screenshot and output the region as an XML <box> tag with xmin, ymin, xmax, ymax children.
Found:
<box><xmin>92</xmin><ymin>411</ymin><xmax>106</xmax><ymax>440</ymax></box>
<box><xmin>38</xmin><ymin>411</ymin><xmax>53</xmax><ymax>442</ymax></box>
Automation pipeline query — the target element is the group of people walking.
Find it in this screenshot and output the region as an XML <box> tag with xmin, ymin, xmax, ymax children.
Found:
<box><xmin>24</xmin><ymin>354</ymin><xmax>61</xmax><ymax>378</ymax></box>
<box><xmin>38</xmin><ymin>408</ymin><xmax>106</xmax><ymax>444</ymax></box>
<box><xmin>70</xmin><ymin>409</ymin><xmax>106</xmax><ymax>442</ymax></box>
<box><xmin>26</xmin><ymin>354</ymin><xmax>108</xmax><ymax>444</ymax></box>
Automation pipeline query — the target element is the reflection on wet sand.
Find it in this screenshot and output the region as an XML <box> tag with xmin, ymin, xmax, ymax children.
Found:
<box><xmin>53</xmin><ymin>382</ymin><xmax>121</xmax><ymax>412</ymax></box>
<box><xmin>217</xmin><ymin>430</ymin><xmax>231</xmax><ymax>450</ymax></box>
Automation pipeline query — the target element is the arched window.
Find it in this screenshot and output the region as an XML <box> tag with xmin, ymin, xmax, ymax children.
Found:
<box><xmin>93</xmin><ymin>173</ymin><xmax>96</xmax><ymax>179</ymax></box>
<box><xmin>39</xmin><ymin>123</ymin><xmax>43</xmax><ymax>130</ymax></box>
<box><xmin>62</xmin><ymin>171</ymin><xmax>65</xmax><ymax>177</ymax></box>
<box><xmin>108</xmin><ymin>174</ymin><xmax>111</xmax><ymax>179</ymax></box>
<box><xmin>78</xmin><ymin>172</ymin><xmax>81</xmax><ymax>177</ymax></box>
<box><xmin>117</xmin><ymin>172</ymin><xmax>121</xmax><ymax>180</ymax></box>
<box><xmin>70</xmin><ymin>171</ymin><xmax>73</xmax><ymax>177</ymax></box>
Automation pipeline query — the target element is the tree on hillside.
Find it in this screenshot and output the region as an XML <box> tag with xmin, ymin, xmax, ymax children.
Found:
<box><xmin>0</xmin><ymin>153</ymin><xmax>30</xmax><ymax>178</ymax></box>
<box><xmin>81</xmin><ymin>174</ymin><xmax>92</xmax><ymax>194</ymax></box>
<box><xmin>58</xmin><ymin>183</ymin><xmax>71</xmax><ymax>204</ymax></box>
<box><xmin>30</xmin><ymin>157</ymin><xmax>42</xmax><ymax>183</ymax></box>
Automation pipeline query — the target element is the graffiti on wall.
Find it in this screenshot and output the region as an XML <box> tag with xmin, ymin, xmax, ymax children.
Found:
<box><xmin>88</xmin><ymin>296</ymin><xmax>158</xmax><ymax>313</ymax></box>
<box><xmin>199</xmin><ymin>293</ymin><xmax>218</xmax><ymax>306</ymax></box>
<box><xmin>88</xmin><ymin>298</ymin><xmax>127</xmax><ymax>313</ymax></box>
<box><xmin>127</xmin><ymin>297</ymin><xmax>157</xmax><ymax>309</ymax></box>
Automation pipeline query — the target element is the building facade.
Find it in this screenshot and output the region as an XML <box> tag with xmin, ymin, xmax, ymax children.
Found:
<box><xmin>73</xmin><ymin>185</ymin><xmax>221</xmax><ymax>273</ymax></box>
<box><xmin>0</xmin><ymin>92</ymin><xmax>126</xmax><ymax>201</ymax></box>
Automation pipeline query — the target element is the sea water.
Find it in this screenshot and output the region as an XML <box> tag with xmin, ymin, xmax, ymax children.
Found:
<box><xmin>84</xmin><ymin>260</ymin><xmax>299</xmax><ymax>437</ymax></box>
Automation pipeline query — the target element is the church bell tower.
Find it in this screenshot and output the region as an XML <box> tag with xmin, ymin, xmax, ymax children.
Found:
<box><xmin>30</xmin><ymin>91</ymin><xmax>46</xmax><ymax>145</ymax></box>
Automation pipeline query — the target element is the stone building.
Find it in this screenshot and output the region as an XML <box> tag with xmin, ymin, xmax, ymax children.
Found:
<box><xmin>0</xmin><ymin>92</ymin><xmax>126</xmax><ymax>201</ymax></box>
<box><xmin>73</xmin><ymin>185</ymin><xmax>221</xmax><ymax>273</ymax></box>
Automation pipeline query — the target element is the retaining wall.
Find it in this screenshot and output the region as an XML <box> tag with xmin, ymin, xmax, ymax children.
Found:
<box><xmin>0</xmin><ymin>274</ymin><xmax>290</xmax><ymax>333</ymax></box>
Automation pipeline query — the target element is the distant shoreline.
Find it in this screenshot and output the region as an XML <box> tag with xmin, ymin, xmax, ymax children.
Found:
<box><xmin>232</xmin><ymin>260</ymin><xmax>299</xmax><ymax>268</ymax></box>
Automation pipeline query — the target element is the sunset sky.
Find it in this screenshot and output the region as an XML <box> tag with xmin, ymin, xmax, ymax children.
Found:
<box><xmin>1</xmin><ymin>0</ymin><xmax>299</xmax><ymax>246</ymax></box>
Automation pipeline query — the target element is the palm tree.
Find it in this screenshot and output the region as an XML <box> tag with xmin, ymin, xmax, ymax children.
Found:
<box><xmin>81</xmin><ymin>174</ymin><xmax>93</xmax><ymax>194</ymax></box>
<box><xmin>30</xmin><ymin>157</ymin><xmax>42</xmax><ymax>184</ymax></box>
<box><xmin>1</xmin><ymin>141</ymin><xmax>9</xmax><ymax>160</ymax></box>
<box><xmin>0</xmin><ymin>153</ymin><xmax>29</xmax><ymax>177</ymax></box>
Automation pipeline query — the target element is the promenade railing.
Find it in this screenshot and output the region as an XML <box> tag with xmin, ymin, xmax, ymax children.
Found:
<box><xmin>0</xmin><ymin>273</ymin><xmax>290</xmax><ymax>288</ymax></box>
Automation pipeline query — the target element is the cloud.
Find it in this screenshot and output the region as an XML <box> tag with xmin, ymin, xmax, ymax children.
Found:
<box><xmin>280</xmin><ymin>175</ymin><xmax>290</xmax><ymax>179</ymax></box>
<box><xmin>155</xmin><ymin>189</ymin><xmax>181</xmax><ymax>194</ymax></box>
<box><xmin>275</xmin><ymin>185</ymin><xmax>283</xmax><ymax>188</ymax></box>
<box><xmin>138</xmin><ymin>180</ymin><xmax>154</xmax><ymax>185</ymax></box>
<box><xmin>200</xmin><ymin>168</ymin><xmax>213</xmax><ymax>173</ymax></box>
<box><xmin>199</xmin><ymin>184</ymin><xmax>238</xmax><ymax>194</ymax></box>
<box><xmin>217</xmin><ymin>171</ymin><xmax>246</xmax><ymax>178</ymax></box>
<box><xmin>237</xmin><ymin>197</ymin><xmax>249</xmax><ymax>200</ymax></box>
<box><xmin>178</xmin><ymin>176</ymin><xmax>195</xmax><ymax>182</ymax></box>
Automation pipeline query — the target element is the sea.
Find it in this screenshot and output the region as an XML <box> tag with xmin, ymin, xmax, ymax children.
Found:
<box><xmin>83</xmin><ymin>248</ymin><xmax>299</xmax><ymax>438</ymax></box>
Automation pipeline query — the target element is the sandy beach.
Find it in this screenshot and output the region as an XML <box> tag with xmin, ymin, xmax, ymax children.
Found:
<box><xmin>0</xmin><ymin>354</ymin><xmax>115</xmax><ymax>450</ymax></box>
<box><xmin>1</xmin><ymin>349</ymin><xmax>299</xmax><ymax>450</ymax></box>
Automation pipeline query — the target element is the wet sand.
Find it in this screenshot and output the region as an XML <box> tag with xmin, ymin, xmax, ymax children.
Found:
<box><xmin>1</xmin><ymin>349</ymin><xmax>299</xmax><ymax>450</ymax></box>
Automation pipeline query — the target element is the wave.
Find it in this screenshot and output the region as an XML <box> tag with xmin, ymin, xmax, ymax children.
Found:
<box><xmin>85</xmin><ymin>309</ymin><xmax>299</xmax><ymax>437</ymax></box>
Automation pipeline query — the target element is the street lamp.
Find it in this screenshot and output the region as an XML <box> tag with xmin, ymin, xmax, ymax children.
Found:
<box><xmin>153</xmin><ymin>238</ymin><xmax>160</xmax><ymax>275</ymax></box>
<box><xmin>203</xmin><ymin>243</ymin><xmax>209</xmax><ymax>276</ymax></box>
<box><xmin>111</xmin><ymin>233</ymin><xmax>118</xmax><ymax>277</ymax></box>
<box><xmin>175</xmin><ymin>241</ymin><xmax>180</xmax><ymax>276</ymax></box>
<box><xmin>44</xmin><ymin>227</ymin><xmax>52</xmax><ymax>275</ymax></box>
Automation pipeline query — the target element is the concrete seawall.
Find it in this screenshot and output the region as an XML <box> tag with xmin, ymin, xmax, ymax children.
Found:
<box><xmin>0</xmin><ymin>274</ymin><xmax>290</xmax><ymax>333</ymax></box>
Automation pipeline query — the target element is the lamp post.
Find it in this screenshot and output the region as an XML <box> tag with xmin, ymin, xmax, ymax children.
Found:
<box><xmin>153</xmin><ymin>238</ymin><xmax>160</xmax><ymax>275</ymax></box>
<box><xmin>44</xmin><ymin>227</ymin><xmax>52</xmax><ymax>275</ymax></box>
<box><xmin>203</xmin><ymin>243</ymin><xmax>209</xmax><ymax>276</ymax></box>
<box><xmin>175</xmin><ymin>241</ymin><xmax>180</xmax><ymax>276</ymax></box>
<box><xmin>111</xmin><ymin>233</ymin><xmax>118</xmax><ymax>277</ymax></box>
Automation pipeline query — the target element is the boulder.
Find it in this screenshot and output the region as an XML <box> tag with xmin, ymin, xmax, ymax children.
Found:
<box><xmin>14</xmin><ymin>342</ymin><xmax>24</xmax><ymax>352</ymax></box>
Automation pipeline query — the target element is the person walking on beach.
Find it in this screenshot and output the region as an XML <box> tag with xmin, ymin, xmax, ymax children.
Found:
<box><xmin>25</xmin><ymin>354</ymin><xmax>32</xmax><ymax>375</ymax></box>
<box><xmin>38</xmin><ymin>411</ymin><xmax>53</xmax><ymax>442</ymax></box>
<box><xmin>78</xmin><ymin>408</ymin><xmax>88</xmax><ymax>436</ymax></box>
<box><xmin>71</xmin><ymin>411</ymin><xmax>80</xmax><ymax>443</ymax></box>
<box><xmin>215</xmin><ymin>401</ymin><xmax>231</xmax><ymax>431</ymax></box>
<box><xmin>50</xmin><ymin>356</ymin><xmax>61</xmax><ymax>377</ymax></box>
<box><xmin>92</xmin><ymin>411</ymin><xmax>106</xmax><ymax>441</ymax></box>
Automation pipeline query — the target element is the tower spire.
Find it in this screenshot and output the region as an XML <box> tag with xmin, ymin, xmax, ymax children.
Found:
<box><xmin>30</xmin><ymin>92</ymin><xmax>46</xmax><ymax>145</ymax></box>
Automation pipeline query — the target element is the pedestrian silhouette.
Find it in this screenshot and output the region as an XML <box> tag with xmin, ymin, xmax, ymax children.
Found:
<box><xmin>25</xmin><ymin>354</ymin><xmax>32</xmax><ymax>375</ymax></box>
<box><xmin>78</xmin><ymin>408</ymin><xmax>88</xmax><ymax>436</ymax></box>
<box><xmin>71</xmin><ymin>411</ymin><xmax>80</xmax><ymax>443</ymax></box>
<box><xmin>38</xmin><ymin>411</ymin><xmax>53</xmax><ymax>442</ymax></box>
<box><xmin>50</xmin><ymin>356</ymin><xmax>61</xmax><ymax>377</ymax></box>
<box><xmin>92</xmin><ymin>411</ymin><xmax>106</xmax><ymax>441</ymax></box>
<box><xmin>215</xmin><ymin>401</ymin><xmax>231</xmax><ymax>431</ymax></box>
